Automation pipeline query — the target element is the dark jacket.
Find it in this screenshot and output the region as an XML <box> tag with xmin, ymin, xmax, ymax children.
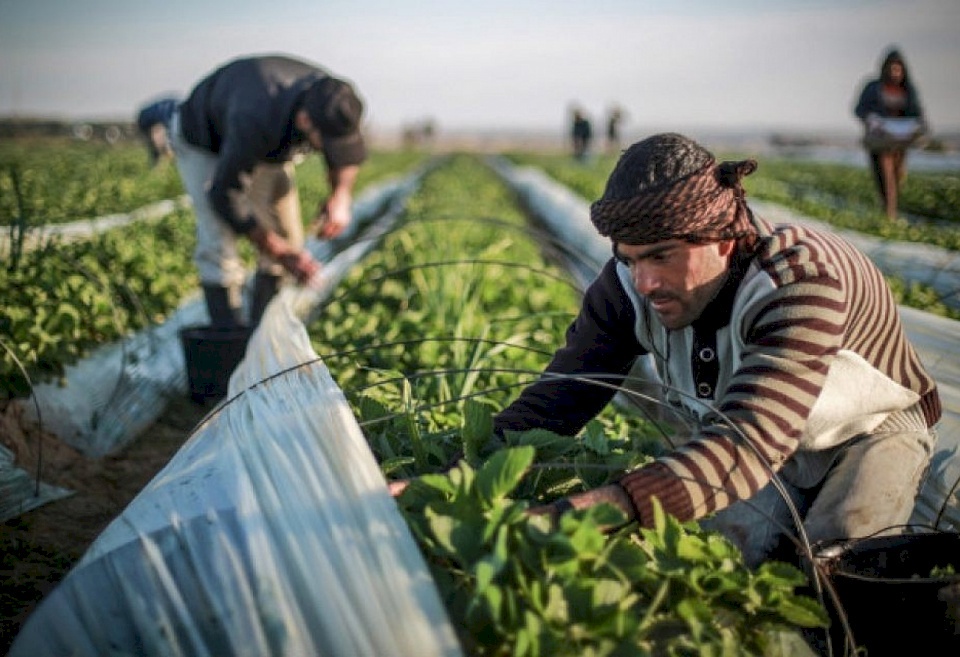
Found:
<box><xmin>854</xmin><ymin>49</ymin><xmax>924</xmax><ymax>121</ymax></box>
<box><xmin>854</xmin><ymin>79</ymin><xmax>924</xmax><ymax>120</ymax></box>
<box><xmin>177</xmin><ymin>55</ymin><xmax>331</xmax><ymax>233</ymax></box>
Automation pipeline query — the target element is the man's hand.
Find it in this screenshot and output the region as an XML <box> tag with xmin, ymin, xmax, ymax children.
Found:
<box><xmin>866</xmin><ymin>113</ymin><xmax>885</xmax><ymax>135</ymax></box>
<box><xmin>526</xmin><ymin>485</ymin><xmax>638</xmax><ymax>532</ymax></box>
<box><xmin>313</xmin><ymin>163</ymin><xmax>360</xmax><ymax>239</ymax></box>
<box><xmin>249</xmin><ymin>225</ymin><xmax>321</xmax><ymax>284</ymax></box>
<box><xmin>312</xmin><ymin>195</ymin><xmax>352</xmax><ymax>240</ymax></box>
<box><xmin>388</xmin><ymin>479</ymin><xmax>411</xmax><ymax>497</ymax></box>
<box><xmin>278</xmin><ymin>250</ymin><xmax>321</xmax><ymax>284</ymax></box>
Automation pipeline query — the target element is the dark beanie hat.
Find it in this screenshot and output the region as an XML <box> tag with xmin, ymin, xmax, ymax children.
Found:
<box><xmin>302</xmin><ymin>77</ymin><xmax>367</xmax><ymax>168</ymax></box>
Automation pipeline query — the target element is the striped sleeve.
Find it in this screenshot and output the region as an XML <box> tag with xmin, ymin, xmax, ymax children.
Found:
<box><xmin>621</xmin><ymin>225</ymin><xmax>939</xmax><ymax>524</ymax></box>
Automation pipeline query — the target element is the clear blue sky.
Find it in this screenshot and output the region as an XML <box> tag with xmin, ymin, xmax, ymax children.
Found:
<box><xmin>1</xmin><ymin>0</ymin><xmax>958</xmax><ymax>136</ymax></box>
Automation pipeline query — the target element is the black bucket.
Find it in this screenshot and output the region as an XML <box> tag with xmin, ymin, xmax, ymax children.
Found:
<box><xmin>178</xmin><ymin>324</ymin><xmax>252</xmax><ymax>403</ymax></box>
<box><xmin>816</xmin><ymin>532</ymin><xmax>960</xmax><ymax>656</ymax></box>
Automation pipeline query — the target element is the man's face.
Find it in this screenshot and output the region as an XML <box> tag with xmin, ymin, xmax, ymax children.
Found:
<box><xmin>294</xmin><ymin>109</ymin><xmax>325</xmax><ymax>151</ymax></box>
<box><xmin>615</xmin><ymin>238</ymin><xmax>734</xmax><ymax>330</ymax></box>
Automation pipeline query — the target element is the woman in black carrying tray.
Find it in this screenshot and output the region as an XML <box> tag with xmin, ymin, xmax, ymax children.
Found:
<box><xmin>854</xmin><ymin>47</ymin><xmax>927</xmax><ymax>220</ymax></box>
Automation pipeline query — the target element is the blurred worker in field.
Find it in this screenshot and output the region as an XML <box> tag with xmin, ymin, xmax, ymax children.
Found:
<box><xmin>570</xmin><ymin>106</ymin><xmax>593</xmax><ymax>162</ymax></box>
<box><xmin>854</xmin><ymin>47</ymin><xmax>927</xmax><ymax>220</ymax></box>
<box><xmin>135</xmin><ymin>95</ymin><xmax>179</xmax><ymax>166</ymax></box>
<box><xmin>605</xmin><ymin>105</ymin><xmax>625</xmax><ymax>154</ymax></box>
<box><xmin>169</xmin><ymin>54</ymin><xmax>367</xmax><ymax>328</ymax></box>
<box><xmin>488</xmin><ymin>133</ymin><xmax>940</xmax><ymax>568</ymax></box>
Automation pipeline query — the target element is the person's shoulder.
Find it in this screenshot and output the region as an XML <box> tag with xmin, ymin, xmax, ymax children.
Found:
<box><xmin>762</xmin><ymin>221</ymin><xmax>846</xmax><ymax>254</ymax></box>
<box><xmin>856</xmin><ymin>77</ymin><xmax>881</xmax><ymax>97</ymax></box>
<box><xmin>754</xmin><ymin>223</ymin><xmax>849</xmax><ymax>284</ymax></box>
<box><xmin>586</xmin><ymin>258</ymin><xmax>633</xmax><ymax>302</ymax></box>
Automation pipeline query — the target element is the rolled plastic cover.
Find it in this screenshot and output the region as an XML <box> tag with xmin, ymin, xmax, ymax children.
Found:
<box><xmin>9</xmin><ymin>288</ymin><xmax>462</xmax><ymax>657</ymax></box>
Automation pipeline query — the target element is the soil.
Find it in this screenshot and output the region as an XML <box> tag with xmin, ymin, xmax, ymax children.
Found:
<box><xmin>0</xmin><ymin>393</ymin><xmax>210</xmax><ymax>654</ymax></box>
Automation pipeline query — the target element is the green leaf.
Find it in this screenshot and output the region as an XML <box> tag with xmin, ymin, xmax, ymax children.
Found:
<box><xmin>582</xmin><ymin>421</ymin><xmax>611</xmax><ymax>456</ymax></box>
<box><xmin>755</xmin><ymin>560</ymin><xmax>809</xmax><ymax>588</ymax></box>
<box><xmin>358</xmin><ymin>394</ymin><xmax>391</xmax><ymax>422</ymax></box>
<box><xmin>511</xmin><ymin>427</ymin><xmax>578</xmax><ymax>461</ymax></box>
<box><xmin>475</xmin><ymin>446</ymin><xmax>535</xmax><ymax>505</ymax></box>
<box><xmin>462</xmin><ymin>398</ymin><xmax>494</xmax><ymax>464</ymax></box>
<box><xmin>474</xmin><ymin>524</ymin><xmax>511</xmax><ymax>589</ymax></box>
<box><xmin>475</xmin><ymin>559</ymin><xmax>497</xmax><ymax>592</ymax></box>
<box><xmin>424</xmin><ymin>506</ymin><xmax>458</xmax><ymax>557</ymax></box>
<box><xmin>773</xmin><ymin>595</ymin><xmax>831</xmax><ymax>628</ymax></box>
<box><xmin>379</xmin><ymin>455</ymin><xmax>415</xmax><ymax>476</ymax></box>
<box><xmin>592</xmin><ymin>578</ymin><xmax>630</xmax><ymax>610</ymax></box>
<box><xmin>539</xmin><ymin>584</ymin><xmax>570</xmax><ymax>628</ymax></box>
<box><xmin>418</xmin><ymin>472</ymin><xmax>458</xmax><ymax>496</ymax></box>
<box><xmin>515</xmin><ymin>610</ymin><xmax>542</xmax><ymax>657</ymax></box>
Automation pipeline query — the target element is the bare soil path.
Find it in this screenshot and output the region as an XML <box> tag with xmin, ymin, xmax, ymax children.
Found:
<box><xmin>0</xmin><ymin>394</ymin><xmax>209</xmax><ymax>653</ymax></box>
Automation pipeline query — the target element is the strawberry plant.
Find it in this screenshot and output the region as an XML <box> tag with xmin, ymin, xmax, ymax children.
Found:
<box><xmin>0</xmin><ymin>138</ymin><xmax>183</xmax><ymax>226</ymax></box>
<box><xmin>0</xmin><ymin>209</ymin><xmax>197</xmax><ymax>397</ymax></box>
<box><xmin>401</xmin><ymin>444</ymin><xmax>826</xmax><ymax>656</ymax></box>
<box><xmin>0</xmin><ymin>144</ymin><xmax>428</xmax><ymax>397</ymax></box>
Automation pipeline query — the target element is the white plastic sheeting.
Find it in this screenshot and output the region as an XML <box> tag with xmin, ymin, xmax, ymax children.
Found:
<box><xmin>2</xmin><ymin>171</ymin><xmax>422</xmax><ymax>524</ymax></box>
<box><xmin>9</xmin><ymin>283</ymin><xmax>463</xmax><ymax>657</ymax></box>
<box><xmin>0</xmin><ymin>441</ymin><xmax>72</xmax><ymax>521</ymax></box>
<box><xmin>20</xmin><ymin>295</ymin><xmax>207</xmax><ymax>459</ymax></box>
<box><xmin>10</xmin><ymin>172</ymin><xmax>421</xmax><ymax>460</ymax></box>
<box><xmin>0</xmin><ymin>195</ymin><xmax>192</xmax><ymax>253</ymax></box>
<box><xmin>897</xmin><ymin>306</ymin><xmax>960</xmax><ymax>531</ymax></box>
<box><xmin>489</xmin><ymin>156</ymin><xmax>960</xmax><ymax>531</ymax></box>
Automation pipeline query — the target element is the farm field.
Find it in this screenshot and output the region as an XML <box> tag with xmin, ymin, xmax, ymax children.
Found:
<box><xmin>3</xmin><ymin>138</ymin><xmax>960</xmax><ymax>654</ymax></box>
<box><xmin>0</xmin><ymin>139</ymin><xmax>429</xmax><ymax>649</ymax></box>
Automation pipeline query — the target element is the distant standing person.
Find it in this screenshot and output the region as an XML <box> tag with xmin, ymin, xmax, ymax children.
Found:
<box><xmin>169</xmin><ymin>54</ymin><xmax>367</xmax><ymax>328</ymax></box>
<box><xmin>136</xmin><ymin>96</ymin><xmax>179</xmax><ymax>166</ymax></box>
<box><xmin>606</xmin><ymin>105</ymin><xmax>624</xmax><ymax>153</ymax></box>
<box><xmin>571</xmin><ymin>107</ymin><xmax>593</xmax><ymax>161</ymax></box>
<box><xmin>854</xmin><ymin>47</ymin><xmax>927</xmax><ymax>220</ymax></box>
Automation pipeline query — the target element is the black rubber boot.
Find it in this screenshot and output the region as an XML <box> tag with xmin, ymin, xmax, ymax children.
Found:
<box><xmin>202</xmin><ymin>284</ymin><xmax>243</xmax><ymax>328</ymax></box>
<box><xmin>249</xmin><ymin>272</ymin><xmax>282</xmax><ymax>328</ymax></box>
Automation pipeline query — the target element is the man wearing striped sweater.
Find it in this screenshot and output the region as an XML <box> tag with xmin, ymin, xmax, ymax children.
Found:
<box><xmin>495</xmin><ymin>132</ymin><xmax>940</xmax><ymax>567</ymax></box>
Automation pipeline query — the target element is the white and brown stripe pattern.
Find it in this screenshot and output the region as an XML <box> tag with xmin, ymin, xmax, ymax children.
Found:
<box><xmin>621</xmin><ymin>220</ymin><xmax>941</xmax><ymax>524</ymax></box>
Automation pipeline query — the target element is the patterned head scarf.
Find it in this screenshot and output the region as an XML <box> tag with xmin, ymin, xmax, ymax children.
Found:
<box><xmin>589</xmin><ymin>157</ymin><xmax>758</xmax><ymax>245</ymax></box>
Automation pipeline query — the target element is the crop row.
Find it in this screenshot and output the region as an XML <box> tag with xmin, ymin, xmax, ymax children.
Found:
<box><xmin>0</xmin><ymin>138</ymin><xmax>427</xmax><ymax>228</ymax></box>
<box><xmin>0</xmin><ymin>146</ymin><xmax>427</xmax><ymax>397</ymax></box>
<box><xmin>304</xmin><ymin>154</ymin><xmax>826</xmax><ymax>656</ymax></box>
<box><xmin>0</xmin><ymin>139</ymin><xmax>183</xmax><ymax>227</ymax></box>
<box><xmin>0</xmin><ymin>147</ymin><xmax>832</xmax><ymax>654</ymax></box>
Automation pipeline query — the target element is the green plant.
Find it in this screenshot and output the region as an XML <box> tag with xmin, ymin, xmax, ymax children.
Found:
<box><xmin>307</xmin><ymin>154</ymin><xmax>828</xmax><ymax>654</ymax></box>
<box><xmin>398</xmin><ymin>444</ymin><xmax>827</xmax><ymax>656</ymax></box>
